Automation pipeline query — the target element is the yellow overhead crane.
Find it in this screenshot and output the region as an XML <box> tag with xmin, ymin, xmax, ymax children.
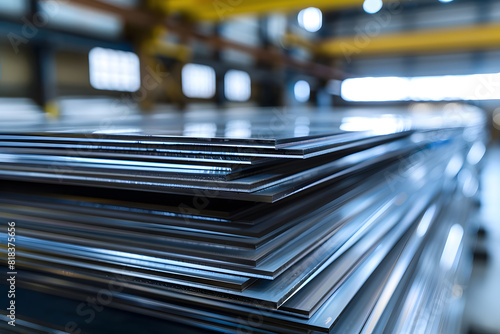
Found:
<box><xmin>316</xmin><ymin>23</ymin><xmax>500</xmax><ymax>58</ymax></box>
<box><xmin>155</xmin><ymin>0</ymin><xmax>405</xmax><ymax>21</ymax></box>
<box><xmin>153</xmin><ymin>0</ymin><xmax>500</xmax><ymax>59</ymax></box>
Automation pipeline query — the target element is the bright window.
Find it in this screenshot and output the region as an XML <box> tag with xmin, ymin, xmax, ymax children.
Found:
<box><xmin>225</xmin><ymin>70</ymin><xmax>251</xmax><ymax>102</ymax></box>
<box><xmin>89</xmin><ymin>47</ymin><xmax>141</xmax><ymax>92</ymax></box>
<box><xmin>341</xmin><ymin>73</ymin><xmax>500</xmax><ymax>101</ymax></box>
<box><xmin>294</xmin><ymin>80</ymin><xmax>311</xmax><ymax>102</ymax></box>
<box><xmin>182</xmin><ymin>64</ymin><xmax>216</xmax><ymax>99</ymax></box>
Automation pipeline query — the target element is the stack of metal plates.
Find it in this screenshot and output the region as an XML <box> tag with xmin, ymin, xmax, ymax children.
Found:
<box><xmin>0</xmin><ymin>106</ymin><xmax>486</xmax><ymax>333</ymax></box>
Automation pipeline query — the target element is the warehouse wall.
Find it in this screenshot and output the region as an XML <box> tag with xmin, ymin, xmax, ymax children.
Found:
<box><xmin>0</xmin><ymin>43</ymin><xmax>115</xmax><ymax>98</ymax></box>
<box><xmin>55</xmin><ymin>50</ymin><xmax>94</xmax><ymax>95</ymax></box>
<box><xmin>0</xmin><ymin>42</ymin><xmax>31</xmax><ymax>96</ymax></box>
<box><xmin>345</xmin><ymin>50</ymin><xmax>500</xmax><ymax>78</ymax></box>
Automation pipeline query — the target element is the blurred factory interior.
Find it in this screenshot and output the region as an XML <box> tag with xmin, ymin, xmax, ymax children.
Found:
<box><xmin>1</xmin><ymin>0</ymin><xmax>500</xmax><ymax>333</ymax></box>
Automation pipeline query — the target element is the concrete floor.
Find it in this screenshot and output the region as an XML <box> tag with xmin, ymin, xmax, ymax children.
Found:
<box><xmin>464</xmin><ymin>144</ymin><xmax>500</xmax><ymax>334</ymax></box>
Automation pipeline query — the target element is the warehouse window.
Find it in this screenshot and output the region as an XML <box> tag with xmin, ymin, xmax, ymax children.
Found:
<box><xmin>225</xmin><ymin>70</ymin><xmax>251</xmax><ymax>102</ymax></box>
<box><xmin>294</xmin><ymin>80</ymin><xmax>311</xmax><ymax>102</ymax></box>
<box><xmin>298</xmin><ymin>7</ymin><xmax>322</xmax><ymax>32</ymax></box>
<box><xmin>341</xmin><ymin>77</ymin><xmax>410</xmax><ymax>102</ymax></box>
<box><xmin>341</xmin><ymin>73</ymin><xmax>500</xmax><ymax>101</ymax></box>
<box><xmin>89</xmin><ymin>47</ymin><xmax>141</xmax><ymax>92</ymax></box>
<box><xmin>182</xmin><ymin>64</ymin><xmax>216</xmax><ymax>99</ymax></box>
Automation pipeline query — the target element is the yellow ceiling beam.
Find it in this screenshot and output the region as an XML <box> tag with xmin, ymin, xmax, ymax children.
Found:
<box><xmin>317</xmin><ymin>23</ymin><xmax>500</xmax><ymax>58</ymax></box>
<box><xmin>163</xmin><ymin>0</ymin><xmax>404</xmax><ymax>21</ymax></box>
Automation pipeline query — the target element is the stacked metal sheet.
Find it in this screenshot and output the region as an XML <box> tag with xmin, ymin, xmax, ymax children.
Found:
<box><xmin>0</xmin><ymin>106</ymin><xmax>487</xmax><ymax>333</ymax></box>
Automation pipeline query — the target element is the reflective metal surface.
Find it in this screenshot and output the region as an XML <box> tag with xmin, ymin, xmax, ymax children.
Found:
<box><xmin>0</xmin><ymin>105</ymin><xmax>487</xmax><ymax>333</ymax></box>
